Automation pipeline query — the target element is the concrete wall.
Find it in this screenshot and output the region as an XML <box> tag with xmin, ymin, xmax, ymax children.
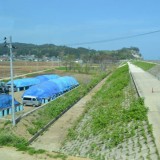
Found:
<box><xmin>0</xmin><ymin>105</ymin><xmax>23</xmax><ymax>118</ymax></box>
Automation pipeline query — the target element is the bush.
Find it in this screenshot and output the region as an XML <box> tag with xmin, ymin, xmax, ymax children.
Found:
<box><xmin>0</xmin><ymin>131</ymin><xmax>27</xmax><ymax>148</ymax></box>
<box><xmin>123</xmin><ymin>98</ymin><xmax>148</xmax><ymax>122</ymax></box>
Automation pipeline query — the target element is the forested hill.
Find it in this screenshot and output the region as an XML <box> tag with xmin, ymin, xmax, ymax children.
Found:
<box><xmin>0</xmin><ymin>43</ymin><xmax>142</xmax><ymax>61</ymax></box>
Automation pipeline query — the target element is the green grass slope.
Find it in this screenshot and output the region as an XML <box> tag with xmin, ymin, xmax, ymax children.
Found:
<box><xmin>60</xmin><ymin>65</ymin><xmax>159</xmax><ymax>160</ymax></box>
<box><xmin>132</xmin><ymin>61</ymin><xmax>156</xmax><ymax>71</ymax></box>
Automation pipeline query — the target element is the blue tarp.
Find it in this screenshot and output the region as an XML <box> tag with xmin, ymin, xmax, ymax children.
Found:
<box><xmin>49</xmin><ymin>79</ymin><xmax>64</xmax><ymax>93</ymax></box>
<box><xmin>0</xmin><ymin>94</ymin><xmax>20</xmax><ymax>109</ymax></box>
<box><xmin>49</xmin><ymin>76</ymin><xmax>74</xmax><ymax>92</ymax></box>
<box><xmin>22</xmin><ymin>76</ymin><xmax>79</xmax><ymax>99</ymax></box>
<box><xmin>35</xmin><ymin>75</ymin><xmax>60</xmax><ymax>83</ymax></box>
<box><xmin>7</xmin><ymin>78</ymin><xmax>40</xmax><ymax>88</ymax></box>
<box><xmin>59</xmin><ymin>77</ymin><xmax>70</xmax><ymax>91</ymax></box>
<box><xmin>22</xmin><ymin>81</ymin><xmax>61</xmax><ymax>99</ymax></box>
<box><xmin>7</xmin><ymin>74</ymin><xmax>59</xmax><ymax>88</ymax></box>
<box><xmin>64</xmin><ymin>76</ymin><xmax>79</xmax><ymax>87</ymax></box>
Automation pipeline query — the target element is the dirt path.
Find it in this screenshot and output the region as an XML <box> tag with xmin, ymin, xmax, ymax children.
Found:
<box><xmin>128</xmin><ymin>62</ymin><xmax>160</xmax><ymax>154</ymax></box>
<box><xmin>0</xmin><ymin>147</ymin><xmax>90</xmax><ymax>160</ymax></box>
<box><xmin>31</xmin><ymin>77</ymin><xmax>108</xmax><ymax>152</ymax></box>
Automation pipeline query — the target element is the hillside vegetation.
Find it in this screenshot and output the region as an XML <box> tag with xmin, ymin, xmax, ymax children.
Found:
<box><xmin>0</xmin><ymin>43</ymin><xmax>141</xmax><ymax>62</ymax></box>
<box><xmin>60</xmin><ymin>65</ymin><xmax>159</xmax><ymax>160</ymax></box>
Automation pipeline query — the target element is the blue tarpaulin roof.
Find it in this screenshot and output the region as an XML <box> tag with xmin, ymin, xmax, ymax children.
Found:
<box><xmin>35</xmin><ymin>75</ymin><xmax>60</xmax><ymax>83</ymax></box>
<box><xmin>22</xmin><ymin>76</ymin><xmax>79</xmax><ymax>99</ymax></box>
<box><xmin>64</xmin><ymin>76</ymin><xmax>79</xmax><ymax>86</ymax></box>
<box><xmin>0</xmin><ymin>94</ymin><xmax>20</xmax><ymax>109</ymax></box>
<box><xmin>7</xmin><ymin>78</ymin><xmax>40</xmax><ymax>88</ymax></box>
<box><xmin>7</xmin><ymin>74</ymin><xmax>59</xmax><ymax>88</ymax></box>
<box><xmin>49</xmin><ymin>79</ymin><xmax>64</xmax><ymax>93</ymax></box>
<box><xmin>22</xmin><ymin>81</ymin><xmax>61</xmax><ymax>99</ymax></box>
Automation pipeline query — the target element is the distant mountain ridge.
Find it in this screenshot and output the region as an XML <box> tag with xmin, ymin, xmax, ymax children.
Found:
<box><xmin>0</xmin><ymin>43</ymin><xmax>142</xmax><ymax>62</ymax></box>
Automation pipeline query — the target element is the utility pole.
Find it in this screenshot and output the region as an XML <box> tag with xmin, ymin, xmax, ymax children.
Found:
<box><xmin>4</xmin><ymin>36</ymin><xmax>16</xmax><ymax>126</ymax></box>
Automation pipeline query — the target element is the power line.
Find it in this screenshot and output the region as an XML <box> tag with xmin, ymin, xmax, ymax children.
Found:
<box><xmin>1</xmin><ymin>29</ymin><xmax>160</xmax><ymax>47</ymax></box>
<box><xmin>67</xmin><ymin>29</ymin><xmax>160</xmax><ymax>46</ymax></box>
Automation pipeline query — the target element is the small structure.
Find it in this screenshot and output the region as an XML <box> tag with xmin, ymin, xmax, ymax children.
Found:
<box><xmin>0</xmin><ymin>94</ymin><xmax>23</xmax><ymax>118</ymax></box>
<box><xmin>6</xmin><ymin>78</ymin><xmax>40</xmax><ymax>92</ymax></box>
<box><xmin>22</xmin><ymin>76</ymin><xmax>79</xmax><ymax>106</ymax></box>
<box><xmin>6</xmin><ymin>74</ymin><xmax>60</xmax><ymax>92</ymax></box>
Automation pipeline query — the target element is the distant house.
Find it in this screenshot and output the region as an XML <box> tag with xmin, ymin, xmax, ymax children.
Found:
<box><xmin>75</xmin><ymin>59</ymin><xmax>83</xmax><ymax>64</ymax></box>
<box><xmin>0</xmin><ymin>55</ymin><xmax>9</xmax><ymax>61</ymax></box>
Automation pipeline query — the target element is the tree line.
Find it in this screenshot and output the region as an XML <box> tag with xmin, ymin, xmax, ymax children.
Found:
<box><xmin>0</xmin><ymin>43</ymin><xmax>142</xmax><ymax>63</ymax></box>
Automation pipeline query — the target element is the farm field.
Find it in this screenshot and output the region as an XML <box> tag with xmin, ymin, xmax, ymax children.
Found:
<box><xmin>0</xmin><ymin>61</ymin><xmax>59</xmax><ymax>79</ymax></box>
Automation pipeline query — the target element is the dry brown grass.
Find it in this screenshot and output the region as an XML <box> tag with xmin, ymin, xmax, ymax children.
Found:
<box><xmin>0</xmin><ymin>61</ymin><xmax>59</xmax><ymax>79</ymax></box>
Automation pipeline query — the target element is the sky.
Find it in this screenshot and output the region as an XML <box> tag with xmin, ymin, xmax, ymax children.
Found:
<box><xmin>0</xmin><ymin>0</ymin><xmax>160</xmax><ymax>60</ymax></box>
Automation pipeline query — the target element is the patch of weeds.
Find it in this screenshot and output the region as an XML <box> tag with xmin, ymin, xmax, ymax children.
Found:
<box><xmin>146</xmin><ymin>154</ymin><xmax>151</xmax><ymax>160</ymax></box>
<box><xmin>0</xmin><ymin>131</ymin><xmax>25</xmax><ymax>146</ymax></box>
<box><xmin>48</xmin><ymin>153</ymin><xmax>68</xmax><ymax>160</ymax></box>
<box><xmin>3</xmin><ymin>120</ymin><xmax>11</xmax><ymax>127</ymax></box>
<box><xmin>67</xmin><ymin>128</ymin><xmax>77</xmax><ymax>140</ymax></box>
<box><xmin>27</xmin><ymin>127</ymin><xmax>38</xmax><ymax>135</ymax></box>
<box><xmin>90</xmin><ymin>142</ymin><xmax>97</xmax><ymax>150</ymax></box>
<box><xmin>15</xmin><ymin>141</ymin><xmax>45</xmax><ymax>155</ymax></box>
<box><xmin>147</xmin><ymin>124</ymin><xmax>153</xmax><ymax>134</ymax></box>
<box><xmin>0</xmin><ymin>130</ymin><xmax>46</xmax><ymax>155</ymax></box>
<box><xmin>27</xmin><ymin>148</ymin><xmax>46</xmax><ymax>155</ymax></box>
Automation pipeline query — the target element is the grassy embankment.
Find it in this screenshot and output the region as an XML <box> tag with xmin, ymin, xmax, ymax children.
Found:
<box><xmin>132</xmin><ymin>61</ymin><xmax>156</xmax><ymax>71</ymax></box>
<box><xmin>26</xmin><ymin>72</ymin><xmax>107</xmax><ymax>135</ymax></box>
<box><xmin>60</xmin><ymin>65</ymin><xmax>159</xmax><ymax>159</ymax></box>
